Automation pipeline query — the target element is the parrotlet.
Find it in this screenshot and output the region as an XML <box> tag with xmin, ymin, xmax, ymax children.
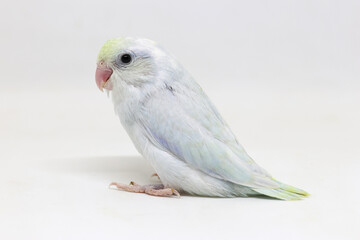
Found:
<box><xmin>95</xmin><ymin>37</ymin><xmax>308</xmax><ymax>200</ymax></box>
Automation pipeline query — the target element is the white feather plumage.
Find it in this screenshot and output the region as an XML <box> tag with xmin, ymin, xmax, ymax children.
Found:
<box><xmin>98</xmin><ymin>37</ymin><xmax>308</xmax><ymax>199</ymax></box>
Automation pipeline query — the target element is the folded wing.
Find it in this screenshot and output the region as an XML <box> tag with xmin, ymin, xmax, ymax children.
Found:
<box><xmin>138</xmin><ymin>82</ymin><xmax>279</xmax><ymax>189</ymax></box>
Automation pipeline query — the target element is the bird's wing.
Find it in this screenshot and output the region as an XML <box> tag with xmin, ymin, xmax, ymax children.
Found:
<box><xmin>138</xmin><ymin>82</ymin><xmax>278</xmax><ymax>189</ymax></box>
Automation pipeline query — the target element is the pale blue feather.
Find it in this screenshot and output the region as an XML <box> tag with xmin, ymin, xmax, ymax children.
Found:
<box><xmin>138</xmin><ymin>80</ymin><xmax>279</xmax><ymax>189</ymax></box>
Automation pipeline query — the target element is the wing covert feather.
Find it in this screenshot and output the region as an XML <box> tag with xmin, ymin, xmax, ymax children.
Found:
<box><xmin>138</xmin><ymin>83</ymin><xmax>278</xmax><ymax>189</ymax></box>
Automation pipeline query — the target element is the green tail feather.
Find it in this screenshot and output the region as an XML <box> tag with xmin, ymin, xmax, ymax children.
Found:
<box><xmin>253</xmin><ymin>181</ymin><xmax>309</xmax><ymax>200</ymax></box>
<box><xmin>279</xmin><ymin>182</ymin><xmax>309</xmax><ymax>197</ymax></box>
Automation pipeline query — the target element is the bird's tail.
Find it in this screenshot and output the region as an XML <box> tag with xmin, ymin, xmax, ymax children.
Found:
<box><xmin>252</xmin><ymin>180</ymin><xmax>309</xmax><ymax>200</ymax></box>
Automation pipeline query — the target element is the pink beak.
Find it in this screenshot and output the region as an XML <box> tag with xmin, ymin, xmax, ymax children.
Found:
<box><xmin>95</xmin><ymin>63</ymin><xmax>113</xmax><ymax>92</ymax></box>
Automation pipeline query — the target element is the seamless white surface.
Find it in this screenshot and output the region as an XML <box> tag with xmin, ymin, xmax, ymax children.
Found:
<box><xmin>1</xmin><ymin>0</ymin><xmax>359</xmax><ymax>239</ymax></box>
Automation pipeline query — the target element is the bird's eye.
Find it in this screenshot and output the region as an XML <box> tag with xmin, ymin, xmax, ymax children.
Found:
<box><xmin>120</xmin><ymin>54</ymin><xmax>132</xmax><ymax>64</ymax></box>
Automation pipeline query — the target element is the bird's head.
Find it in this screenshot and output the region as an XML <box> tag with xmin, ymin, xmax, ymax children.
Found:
<box><xmin>95</xmin><ymin>37</ymin><xmax>174</xmax><ymax>92</ymax></box>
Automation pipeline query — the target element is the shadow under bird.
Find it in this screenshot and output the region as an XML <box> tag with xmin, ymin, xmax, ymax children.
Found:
<box><xmin>95</xmin><ymin>37</ymin><xmax>308</xmax><ymax>200</ymax></box>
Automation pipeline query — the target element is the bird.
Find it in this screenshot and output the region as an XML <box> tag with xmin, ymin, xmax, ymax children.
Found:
<box><xmin>95</xmin><ymin>37</ymin><xmax>308</xmax><ymax>200</ymax></box>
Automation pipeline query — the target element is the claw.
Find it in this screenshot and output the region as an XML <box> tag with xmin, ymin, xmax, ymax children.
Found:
<box><xmin>151</xmin><ymin>173</ymin><xmax>161</xmax><ymax>180</ymax></box>
<box><xmin>171</xmin><ymin>188</ymin><xmax>181</xmax><ymax>197</ymax></box>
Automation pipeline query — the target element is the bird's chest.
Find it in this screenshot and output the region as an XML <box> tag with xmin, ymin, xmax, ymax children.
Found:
<box><xmin>113</xmin><ymin>92</ymin><xmax>148</xmax><ymax>154</ymax></box>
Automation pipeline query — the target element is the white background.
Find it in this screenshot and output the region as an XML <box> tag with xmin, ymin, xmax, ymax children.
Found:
<box><xmin>1</xmin><ymin>0</ymin><xmax>359</xmax><ymax>239</ymax></box>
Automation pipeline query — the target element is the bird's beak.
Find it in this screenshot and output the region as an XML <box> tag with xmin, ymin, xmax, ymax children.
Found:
<box><xmin>95</xmin><ymin>61</ymin><xmax>113</xmax><ymax>92</ymax></box>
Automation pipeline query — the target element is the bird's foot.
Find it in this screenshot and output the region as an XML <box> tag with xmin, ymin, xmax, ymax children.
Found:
<box><xmin>109</xmin><ymin>181</ymin><xmax>180</xmax><ymax>197</ymax></box>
